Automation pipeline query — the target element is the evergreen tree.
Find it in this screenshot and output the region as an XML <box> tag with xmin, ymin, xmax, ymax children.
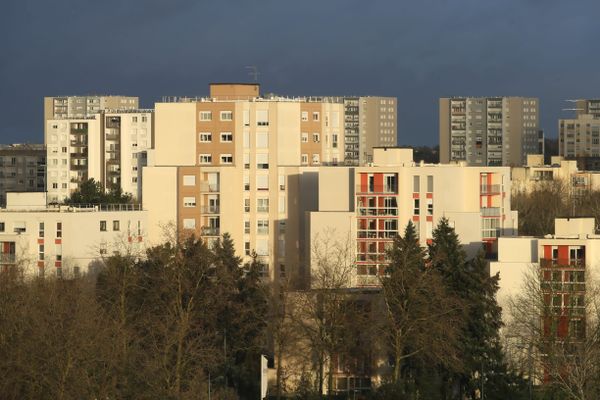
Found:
<box><xmin>429</xmin><ymin>218</ymin><xmax>528</xmax><ymax>399</ymax></box>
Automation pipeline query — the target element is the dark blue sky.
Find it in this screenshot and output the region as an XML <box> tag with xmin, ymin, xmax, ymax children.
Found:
<box><xmin>2</xmin><ymin>0</ymin><xmax>600</xmax><ymax>145</ymax></box>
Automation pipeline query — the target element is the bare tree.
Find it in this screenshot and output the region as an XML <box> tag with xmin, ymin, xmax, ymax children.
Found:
<box><xmin>506</xmin><ymin>263</ymin><xmax>600</xmax><ymax>400</ymax></box>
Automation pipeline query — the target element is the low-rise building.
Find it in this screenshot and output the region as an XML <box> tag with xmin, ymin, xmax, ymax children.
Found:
<box><xmin>0</xmin><ymin>192</ymin><xmax>147</xmax><ymax>278</ymax></box>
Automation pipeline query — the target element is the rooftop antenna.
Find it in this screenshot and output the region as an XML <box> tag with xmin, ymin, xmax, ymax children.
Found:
<box><xmin>245</xmin><ymin>66</ymin><xmax>259</xmax><ymax>82</ymax></box>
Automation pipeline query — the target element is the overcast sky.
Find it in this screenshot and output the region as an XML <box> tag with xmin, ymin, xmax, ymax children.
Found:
<box><xmin>2</xmin><ymin>0</ymin><xmax>600</xmax><ymax>145</ymax></box>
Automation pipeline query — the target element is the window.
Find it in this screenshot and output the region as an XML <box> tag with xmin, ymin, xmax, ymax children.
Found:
<box><xmin>279</xmin><ymin>220</ymin><xmax>286</xmax><ymax>234</ymax></box>
<box><xmin>220</xmin><ymin>132</ymin><xmax>233</xmax><ymax>142</ymax></box>
<box><xmin>257</xmin><ymin>175</ymin><xmax>269</xmax><ymax>190</ymax></box>
<box><xmin>312</xmin><ymin>154</ymin><xmax>320</xmax><ymax>165</ymax></box>
<box><xmin>183</xmin><ymin>197</ymin><xmax>196</xmax><ymax>207</ymax></box>
<box><xmin>52</xmin><ymin>183</ymin><xmax>58</xmax><ymax>189</ymax></box>
<box><xmin>384</xmin><ymin>174</ymin><xmax>397</xmax><ymax>192</ymax></box>
<box><xmin>257</xmin><ymin>132</ymin><xmax>268</xmax><ymax>148</ymax></box>
<box><xmin>244</xmin><ymin>153</ymin><xmax>250</xmax><ymax>169</ymax></box>
<box><xmin>427</xmin><ymin>198</ymin><xmax>433</xmax><ymax>215</ymax></box>
<box><xmin>220</xmin><ymin>154</ymin><xmax>233</xmax><ymax>164</ymax></box>
<box><xmin>199</xmin><ymin>111</ymin><xmax>212</xmax><ymax>121</ymax></box>
<box><xmin>113</xmin><ymin>220</ymin><xmax>120</xmax><ymax>231</ymax></box>
<box><xmin>39</xmin><ymin>222</ymin><xmax>44</xmax><ymax>238</ymax></box>
<box><xmin>413</xmin><ymin>176</ymin><xmax>420</xmax><ymax>192</ymax></box>
<box><xmin>243</xmin><ymin>110</ymin><xmax>250</xmax><ymax>126</ymax></box>
<box><xmin>427</xmin><ymin>176</ymin><xmax>434</xmax><ymax>192</ymax></box>
<box><xmin>279</xmin><ymin>195</ymin><xmax>285</xmax><ymax>213</ymax></box>
<box><xmin>220</xmin><ymin>111</ymin><xmax>233</xmax><ymax>121</ymax></box>
<box><xmin>279</xmin><ymin>175</ymin><xmax>285</xmax><ymax>190</ymax></box>
<box><xmin>244</xmin><ymin>198</ymin><xmax>250</xmax><ymax>212</ymax></box>
<box><xmin>257</xmin><ymin>220</ymin><xmax>269</xmax><ymax>235</ymax></box>
<box><xmin>313</xmin><ymin>133</ymin><xmax>320</xmax><ymax>143</ymax></box>
<box><xmin>199</xmin><ymin>132</ymin><xmax>212</xmax><ymax>143</ymax></box>
<box><xmin>0</xmin><ymin>222</ymin><xmax>4</xmax><ymax>232</ymax></box>
<box><xmin>257</xmin><ymin>198</ymin><xmax>269</xmax><ymax>212</ymax></box>
<box><xmin>313</xmin><ymin>112</ymin><xmax>320</xmax><ymax>121</ymax></box>
<box><xmin>256</xmin><ymin>110</ymin><xmax>269</xmax><ymax>126</ymax></box>
<box><xmin>39</xmin><ymin>244</ymin><xmax>44</xmax><ymax>261</ymax></box>
<box><xmin>132</xmin><ymin>116</ymin><xmax>138</xmax><ymax>123</ymax></box>
<box><xmin>183</xmin><ymin>175</ymin><xmax>196</xmax><ymax>186</ymax></box>
<box><xmin>199</xmin><ymin>154</ymin><xmax>212</xmax><ymax>164</ymax></box>
<box><xmin>257</xmin><ymin>153</ymin><xmax>269</xmax><ymax>169</ymax></box>
<box><xmin>301</xmin><ymin>154</ymin><xmax>308</xmax><ymax>165</ymax></box>
<box><xmin>301</xmin><ymin>111</ymin><xmax>308</xmax><ymax>121</ymax></box>
<box><xmin>100</xmin><ymin>220</ymin><xmax>107</xmax><ymax>231</ymax></box>
<box><xmin>56</xmin><ymin>222</ymin><xmax>62</xmax><ymax>238</ymax></box>
<box><xmin>183</xmin><ymin>218</ymin><xmax>196</xmax><ymax>229</ymax></box>
<box><xmin>245</xmin><ymin>241</ymin><xmax>251</xmax><ymax>256</ymax></box>
<box><xmin>244</xmin><ymin>221</ymin><xmax>250</xmax><ymax>234</ymax></box>
<box><xmin>332</xmin><ymin>134</ymin><xmax>338</xmax><ymax>148</ymax></box>
<box><xmin>244</xmin><ymin>174</ymin><xmax>250</xmax><ymax>191</ymax></box>
<box><xmin>256</xmin><ymin>239</ymin><xmax>268</xmax><ymax>256</ymax></box>
<box><xmin>413</xmin><ymin>199</ymin><xmax>420</xmax><ymax>215</ymax></box>
<box><xmin>301</xmin><ymin>132</ymin><xmax>308</xmax><ymax>143</ymax></box>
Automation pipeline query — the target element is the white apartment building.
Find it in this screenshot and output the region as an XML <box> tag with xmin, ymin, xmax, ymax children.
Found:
<box><xmin>0</xmin><ymin>193</ymin><xmax>147</xmax><ymax>278</ymax></box>
<box><xmin>309</xmin><ymin>148</ymin><xmax>518</xmax><ymax>287</ymax></box>
<box><xmin>45</xmin><ymin>110</ymin><xmax>153</xmax><ymax>202</ymax></box>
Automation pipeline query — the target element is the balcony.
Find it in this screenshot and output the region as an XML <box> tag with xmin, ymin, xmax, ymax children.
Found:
<box><xmin>201</xmin><ymin>227</ymin><xmax>220</xmax><ymax>236</ymax></box>
<box><xmin>200</xmin><ymin>205</ymin><xmax>220</xmax><ymax>214</ymax></box>
<box><xmin>199</xmin><ymin>182</ymin><xmax>219</xmax><ymax>192</ymax></box>
<box><xmin>355</xmin><ymin>185</ymin><xmax>397</xmax><ymax>194</ymax></box>
<box><xmin>480</xmin><ymin>185</ymin><xmax>502</xmax><ymax>195</ymax></box>
<box><xmin>540</xmin><ymin>258</ymin><xmax>585</xmax><ymax>269</ymax></box>
<box><xmin>0</xmin><ymin>254</ymin><xmax>16</xmax><ymax>264</ymax></box>
<box><xmin>481</xmin><ymin>207</ymin><xmax>501</xmax><ymax>217</ymax></box>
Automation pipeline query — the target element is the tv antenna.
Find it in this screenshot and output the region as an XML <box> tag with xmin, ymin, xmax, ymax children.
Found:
<box><xmin>245</xmin><ymin>66</ymin><xmax>259</xmax><ymax>82</ymax></box>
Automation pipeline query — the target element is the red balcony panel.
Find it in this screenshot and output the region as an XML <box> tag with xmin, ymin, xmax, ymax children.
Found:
<box><xmin>412</xmin><ymin>193</ymin><xmax>419</xmax><ymax>199</ymax></box>
<box><xmin>360</xmin><ymin>173</ymin><xmax>368</xmax><ymax>192</ymax></box>
<box><xmin>55</xmin><ymin>239</ymin><xmax>62</xmax><ymax>245</ymax></box>
<box><xmin>412</xmin><ymin>216</ymin><xmax>419</xmax><ymax>222</ymax></box>
<box><xmin>558</xmin><ymin>245</ymin><xmax>569</xmax><ymax>261</ymax></box>
<box><xmin>374</xmin><ymin>173</ymin><xmax>383</xmax><ymax>190</ymax></box>
<box><xmin>544</xmin><ymin>245</ymin><xmax>553</xmax><ymax>260</ymax></box>
<box><xmin>426</xmin><ymin>193</ymin><xmax>433</xmax><ymax>199</ymax></box>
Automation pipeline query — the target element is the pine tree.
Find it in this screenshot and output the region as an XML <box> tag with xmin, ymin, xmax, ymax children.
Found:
<box><xmin>429</xmin><ymin>218</ymin><xmax>528</xmax><ymax>399</ymax></box>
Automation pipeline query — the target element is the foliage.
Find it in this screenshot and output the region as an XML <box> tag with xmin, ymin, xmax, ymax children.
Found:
<box><xmin>64</xmin><ymin>178</ymin><xmax>133</xmax><ymax>204</ymax></box>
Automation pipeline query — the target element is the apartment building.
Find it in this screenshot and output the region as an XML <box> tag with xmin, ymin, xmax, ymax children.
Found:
<box><xmin>45</xmin><ymin>110</ymin><xmax>153</xmax><ymax>202</ymax></box>
<box><xmin>440</xmin><ymin>97</ymin><xmax>541</xmax><ymax>166</ymax></box>
<box><xmin>0</xmin><ymin>192</ymin><xmax>147</xmax><ymax>278</ymax></box>
<box><xmin>341</xmin><ymin>97</ymin><xmax>397</xmax><ymax>165</ymax></box>
<box><xmin>512</xmin><ymin>154</ymin><xmax>600</xmax><ymax>195</ymax></box>
<box><xmin>308</xmin><ymin>148</ymin><xmax>518</xmax><ymax>287</ymax></box>
<box><xmin>573</xmin><ymin>99</ymin><xmax>600</xmax><ymax>118</ymax></box>
<box><xmin>0</xmin><ymin>144</ymin><xmax>46</xmax><ymax>207</ymax></box>
<box><xmin>558</xmin><ymin>111</ymin><xmax>600</xmax><ymax>171</ymax></box>
<box><xmin>490</xmin><ymin>217</ymin><xmax>597</xmax><ymax>383</ymax></box>
<box><xmin>143</xmin><ymin>83</ymin><xmax>344</xmax><ymax>282</ymax></box>
<box><xmin>43</xmin><ymin>95</ymin><xmax>139</xmax><ymax>142</ymax></box>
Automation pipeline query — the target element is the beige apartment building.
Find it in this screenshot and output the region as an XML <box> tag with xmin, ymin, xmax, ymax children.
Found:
<box><xmin>43</xmin><ymin>95</ymin><xmax>139</xmax><ymax>142</ymax></box>
<box><xmin>0</xmin><ymin>144</ymin><xmax>46</xmax><ymax>207</ymax></box>
<box><xmin>143</xmin><ymin>83</ymin><xmax>345</xmax><ymax>281</ymax></box>
<box><xmin>308</xmin><ymin>148</ymin><xmax>518</xmax><ymax>287</ymax></box>
<box><xmin>45</xmin><ymin>110</ymin><xmax>153</xmax><ymax>203</ymax></box>
<box><xmin>440</xmin><ymin>97</ymin><xmax>541</xmax><ymax>166</ymax></box>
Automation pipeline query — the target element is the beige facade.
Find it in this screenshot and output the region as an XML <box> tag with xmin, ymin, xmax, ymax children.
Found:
<box><xmin>440</xmin><ymin>97</ymin><xmax>541</xmax><ymax>166</ymax></box>
<box><xmin>45</xmin><ymin>110</ymin><xmax>153</xmax><ymax>202</ymax></box>
<box><xmin>44</xmin><ymin>95</ymin><xmax>139</xmax><ymax>142</ymax></box>
<box><xmin>559</xmin><ymin>113</ymin><xmax>600</xmax><ymax>159</ymax></box>
<box><xmin>309</xmin><ymin>148</ymin><xmax>518</xmax><ymax>287</ymax></box>
<box><xmin>0</xmin><ymin>144</ymin><xmax>46</xmax><ymax>207</ymax></box>
<box><xmin>512</xmin><ymin>154</ymin><xmax>600</xmax><ymax>195</ymax></box>
<box><xmin>144</xmin><ymin>84</ymin><xmax>345</xmax><ymax>282</ymax></box>
<box><xmin>0</xmin><ymin>193</ymin><xmax>147</xmax><ymax>278</ymax></box>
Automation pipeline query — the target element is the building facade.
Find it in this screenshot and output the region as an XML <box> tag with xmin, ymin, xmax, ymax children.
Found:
<box><xmin>0</xmin><ymin>192</ymin><xmax>147</xmax><ymax>278</ymax></box>
<box><xmin>308</xmin><ymin>148</ymin><xmax>518</xmax><ymax>287</ymax></box>
<box><xmin>44</xmin><ymin>95</ymin><xmax>139</xmax><ymax>142</ymax></box>
<box><xmin>0</xmin><ymin>144</ymin><xmax>46</xmax><ymax>207</ymax></box>
<box><xmin>143</xmin><ymin>83</ymin><xmax>345</xmax><ymax>282</ymax></box>
<box><xmin>440</xmin><ymin>97</ymin><xmax>540</xmax><ymax>166</ymax></box>
<box><xmin>45</xmin><ymin>110</ymin><xmax>153</xmax><ymax>202</ymax></box>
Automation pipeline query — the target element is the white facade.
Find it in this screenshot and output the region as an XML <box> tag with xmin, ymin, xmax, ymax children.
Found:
<box><xmin>0</xmin><ymin>193</ymin><xmax>147</xmax><ymax>278</ymax></box>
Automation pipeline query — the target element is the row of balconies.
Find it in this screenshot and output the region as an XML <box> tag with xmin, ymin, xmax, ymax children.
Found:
<box><xmin>355</xmin><ymin>185</ymin><xmax>397</xmax><ymax>194</ymax></box>
<box><xmin>357</xmin><ymin>208</ymin><xmax>398</xmax><ymax>216</ymax></box>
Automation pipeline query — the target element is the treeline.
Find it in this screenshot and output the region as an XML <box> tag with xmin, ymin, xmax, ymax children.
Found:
<box><xmin>513</xmin><ymin>181</ymin><xmax>600</xmax><ymax>236</ymax></box>
<box><xmin>0</xmin><ymin>221</ymin><xmax>544</xmax><ymax>399</ymax></box>
<box><xmin>0</xmin><ymin>234</ymin><xmax>268</xmax><ymax>400</ymax></box>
